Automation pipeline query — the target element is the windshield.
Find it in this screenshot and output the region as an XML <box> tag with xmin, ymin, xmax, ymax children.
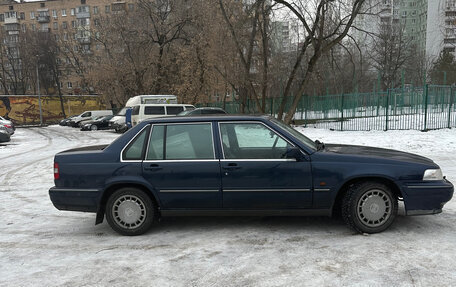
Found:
<box><xmin>116</xmin><ymin>108</ymin><xmax>128</xmax><ymax>116</ymax></box>
<box><xmin>270</xmin><ymin>118</ymin><xmax>317</xmax><ymax>151</ymax></box>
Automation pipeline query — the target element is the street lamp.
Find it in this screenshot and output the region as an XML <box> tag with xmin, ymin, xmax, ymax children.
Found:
<box><xmin>36</xmin><ymin>56</ymin><xmax>43</xmax><ymax>126</ymax></box>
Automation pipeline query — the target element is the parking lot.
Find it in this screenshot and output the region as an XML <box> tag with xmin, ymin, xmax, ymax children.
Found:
<box><xmin>1</xmin><ymin>125</ymin><xmax>455</xmax><ymax>286</ymax></box>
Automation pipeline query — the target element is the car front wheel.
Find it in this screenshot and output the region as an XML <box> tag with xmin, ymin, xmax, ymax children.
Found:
<box><xmin>342</xmin><ymin>182</ymin><xmax>398</xmax><ymax>234</ymax></box>
<box><xmin>106</xmin><ymin>188</ymin><xmax>156</xmax><ymax>236</ymax></box>
<box><xmin>90</xmin><ymin>125</ymin><xmax>98</xmax><ymax>131</ymax></box>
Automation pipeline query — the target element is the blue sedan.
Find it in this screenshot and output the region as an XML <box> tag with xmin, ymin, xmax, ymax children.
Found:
<box><xmin>49</xmin><ymin>115</ymin><xmax>454</xmax><ymax>235</ymax></box>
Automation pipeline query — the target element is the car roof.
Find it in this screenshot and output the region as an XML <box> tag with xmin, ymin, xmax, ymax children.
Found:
<box><xmin>193</xmin><ymin>107</ymin><xmax>225</xmax><ymax>110</ymax></box>
<box><xmin>142</xmin><ymin>114</ymin><xmax>272</xmax><ymax>124</ymax></box>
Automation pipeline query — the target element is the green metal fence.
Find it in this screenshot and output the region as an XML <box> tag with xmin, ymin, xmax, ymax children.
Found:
<box><xmin>202</xmin><ymin>84</ymin><xmax>456</xmax><ymax>131</ymax></box>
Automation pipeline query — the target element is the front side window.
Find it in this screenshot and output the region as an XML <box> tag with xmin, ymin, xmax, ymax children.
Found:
<box><xmin>144</xmin><ymin>106</ymin><xmax>165</xmax><ymax>115</ymax></box>
<box><xmin>219</xmin><ymin>122</ymin><xmax>291</xmax><ymax>159</ymax></box>
<box><xmin>81</xmin><ymin>112</ymin><xmax>91</xmax><ymax>117</ymax></box>
<box><xmin>146</xmin><ymin>124</ymin><xmax>214</xmax><ymax>160</ymax></box>
<box><xmin>123</xmin><ymin>127</ymin><xmax>149</xmax><ymax>160</ymax></box>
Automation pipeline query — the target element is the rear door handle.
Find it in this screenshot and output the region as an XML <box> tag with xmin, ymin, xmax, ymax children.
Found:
<box><xmin>144</xmin><ymin>164</ymin><xmax>162</xmax><ymax>171</ymax></box>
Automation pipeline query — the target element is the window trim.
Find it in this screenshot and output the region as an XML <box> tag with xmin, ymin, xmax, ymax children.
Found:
<box><xmin>120</xmin><ymin>125</ymin><xmax>151</xmax><ymax>162</ymax></box>
<box><xmin>144</xmin><ymin>122</ymin><xmax>216</xmax><ymax>162</ymax></box>
<box><xmin>217</xmin><ymin>121</ymin><xmax>297</xmax><ymax>161</ymax></box>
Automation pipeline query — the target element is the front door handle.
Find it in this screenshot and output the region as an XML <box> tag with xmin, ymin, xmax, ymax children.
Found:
<box><xmin>223</xmin><ymin>163</ymin><xmax>241</xmax><ymax>171</ymax></box>
<box><xmin>144</xmin><ymin>164</ymin><xmax>162</xmax><ymax>171</ymax></box>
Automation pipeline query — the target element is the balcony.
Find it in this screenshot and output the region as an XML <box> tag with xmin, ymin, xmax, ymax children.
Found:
<box><xmin>37</xmin><ymin>16</ymin><xmax>50</xmax><ymax>23</ymax></box>
<box><xmin>4</xmin><ymin>17</ymin><xmax>18</xmax><ymax>24</ymax></box>
<box><xmin>76</xmin><ymin>11</ymin><xmax>90</xmax><ymax>19</ymax></box>
<box><xmin>77</xmin><ymin>37</ymin><xmax>91</xmax><ymax>44</ymax></box>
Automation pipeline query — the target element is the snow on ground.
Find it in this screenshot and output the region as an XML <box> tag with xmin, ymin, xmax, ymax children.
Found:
<box><xmin>0</xmin><ymin>125</ymin><xmax>455</xmax><ymax>286</ymax></box>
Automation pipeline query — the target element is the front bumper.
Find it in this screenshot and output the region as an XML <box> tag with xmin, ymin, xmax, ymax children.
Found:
<box><xmin>403</xmin><ymin>179</ymin><xmax>454</xmax><ymax>216</ymax></box>
<box><xmin>49</xmin><ymin>187</ymin><xmax>101</xmax><ymax>213</ymax></box>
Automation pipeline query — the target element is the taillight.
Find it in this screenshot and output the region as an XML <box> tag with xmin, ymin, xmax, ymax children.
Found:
<box><xmin>54</xmin><ymin>162</ymin><xmax>60</xmax><ymax>180</ymax></box>
<box><xmin>3</xmin><ymin>124</ymin><xmax>11</xmax><ymax>129</ymax></box>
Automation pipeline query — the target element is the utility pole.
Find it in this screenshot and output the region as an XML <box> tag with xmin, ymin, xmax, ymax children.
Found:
<box><xmin>36</xmin><ymin>58</ymin><xmax>43</xmax><ymax>126</ymax></box>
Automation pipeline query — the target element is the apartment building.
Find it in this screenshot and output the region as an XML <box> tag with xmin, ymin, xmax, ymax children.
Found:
<box><xmin>0</xmin><ymin>0</ymin><xmax>136</xmax><ymax>95</ymax></box>
<box><xmin>354</xmin><ymin>0</ymin><xmax>453</xmax><ymax>63</ymax></box>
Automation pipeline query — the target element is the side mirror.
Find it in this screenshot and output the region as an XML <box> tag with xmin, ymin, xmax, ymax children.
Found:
<box><xmin>284</xmin><ymin>146</ymin><xmax>304</xmax><ymax>161</ymax></box>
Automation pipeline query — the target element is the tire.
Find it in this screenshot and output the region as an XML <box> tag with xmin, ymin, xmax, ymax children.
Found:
<box><xmin>106</xmin><ymin>188</ymin><xmax>156</xmax><ymax>236</ymax></box>
<box><xmin>90</xmin><ymin>125</ymin><xmax>98</xmax><ymax>131</ymax></box>
<box><xmin>342</xmin><ymin>182</ymin><xmax>398</xmax><ymax>234</ymax></box>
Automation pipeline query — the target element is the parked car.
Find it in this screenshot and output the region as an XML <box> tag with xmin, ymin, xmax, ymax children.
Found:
<box><xmin>0</xmin><ymin>116</ymin><xmax>15</xmax><ymax>135</ymax></box>
<box><xmin>78</xmin><ymin>116</ymin><xmax>105</xmax><ymax>128</ymax></box>
<box><xmin>68</xmin><ymin>110</ymin><xmax>113</xmax><ymax>127</ymax></box>
<box><xmin>49</xmin><ymin>115</ymin><xmax>454</xmax><ymax>236</ymax></box>
<box><xmin>177</xmin><ymin>107</ymin><xmax>227</xmax><ymax>116</ymax></box>
<box><xmin>0</xmin><ymin>125</ymin><xmax>10</xmax><ymax>143</ymax></box>
<box><xmin>59</xmin><ymin>115</ymin><xmax>78</xmax><ymax>126</ymax></box>
<box><xmin>81</xmin><ymin>115</ymin><xmax>114</xmax><ymax>131</ymax></box>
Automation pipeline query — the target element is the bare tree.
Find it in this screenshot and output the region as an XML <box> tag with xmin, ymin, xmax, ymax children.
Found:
<box><xmin>272</xmin><ymin>0</ymin><xmax>367</xmax><ymax>123</ymax></box>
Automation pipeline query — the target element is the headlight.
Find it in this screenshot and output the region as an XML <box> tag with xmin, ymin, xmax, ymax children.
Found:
<box><xmin>423</xmin><ymin>169</ymin><xmax>443</xmax><ymax>181</ymax></box>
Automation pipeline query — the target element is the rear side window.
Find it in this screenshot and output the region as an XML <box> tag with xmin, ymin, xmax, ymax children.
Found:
<box><xmin>185</xmin><ymin>106</ymin><xmax>195</xmax><ymax>110</ymax></box>
<box><xmin>122</xmin><ymin>126</ymin><xmax>150</xmax><ymax>160</ymax></box>
<box><xmin>81</xmin><ymin>112</ymin><xmax>91</xmax><ymax>117</ymax></box>
<box><xmin>166</xmin><ymin>106</ymin><xmax>184</xmax><ymax>115</ymax></box>
<box><xmin>145</xmin><ymin>106</ymin><xmax>165</xmax><ymax>115</ymax></box>
<box><xmin>131</xmin><ymin>106</ymin><xmax>140</xmax><ymax>115</ymax></box>
<box><xmin>146</xmin><ymin>123</ymin><xmax>214</xmax><ymax>160</ymax></box>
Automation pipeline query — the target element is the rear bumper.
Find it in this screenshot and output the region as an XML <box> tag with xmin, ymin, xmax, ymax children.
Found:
<box><xmin>49</xmin><ymin>187</ymin><xmax>100</xmax><ymax>212</ymax></box>
<box><xmin>403</xmin><ymin>180</ymin><xmax>454</xmax><ymax>216</ymax></box>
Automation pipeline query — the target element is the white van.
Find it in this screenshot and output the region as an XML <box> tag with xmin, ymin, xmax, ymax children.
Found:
<box><xmin>109</xmin><ymin>95</ymin><xmax>178</xmax><ymax>132</ymax></box>
<box><xmin>70</xmin><ymin>110</ymin><xmax>113</xmax><ymax>127</ymax></box>
<box><xmin>131</xmin><ymin>104</ymin><xmax>195</xmax><ymax>126</ymax></box>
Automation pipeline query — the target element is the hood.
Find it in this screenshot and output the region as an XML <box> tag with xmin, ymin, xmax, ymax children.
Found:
<box><xmin>324</xmin><ymin>144</ymin><xmax>435</xmax><ymax>165</ymax></box>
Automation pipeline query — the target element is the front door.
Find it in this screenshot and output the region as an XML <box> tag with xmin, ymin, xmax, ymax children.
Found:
<box><xmin>141</xmin><ymin>122</ymin><xmax>221</xmax><ymax>209</ymax></box>
<box><xmin>219</xmin><ymin>122</ymin><xmax>312</xmax><ymax>209</ymax></box>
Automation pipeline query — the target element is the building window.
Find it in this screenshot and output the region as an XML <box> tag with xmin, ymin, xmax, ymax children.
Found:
<box><xmin>71</xmin><ymin>20</ymin><xmax>76</xmax><ymax>28</ymax></box>
<box><xmin>74</xmin><ymin>45</ymin><xmax>78</xmax><ymax>51</ymax></box>
<box><xmin>62</xmin><ymin>21</ymin><xmax>67</xmax><ymax>29</ymax></box>
<box><xmin>105</xmin><ymin>5</ymin><xmax>110</xmax><ymax>13</ymax></box>
<box><xmin>31</xmin><ymin>24</ymin><xmax>36</xmax><ymax>31</ymax></box>
<box><xmin>71</xmin><ymin>8</ymin><xmax>75</xmax><ymax>16</ymax></box>
<box><xmin>53</xmin><ymin>22</ymin><xmax>58</xmax><ymax>30</ymax></box>
<box><xmin>21</xmin><ymin>23</ymin><xmax>26</xmax><ymax>32</ymax></box>
<box><xmin>62</xmin><ymin>9</ymin><xmax>67</xmax><ymax>16</ymax></box>
<box><xmin>0</xmin><ymin>14</ymin><xmax>4</xmax><ymax>22</ymax></box>
<box><xmin>30</xmin><ymin>11</ymin><xmax>35</xmax><ymax>19</ymax></box>
<box><xmin>9</xmin><ymin>5</ymin><xmax>13</xmax><ymax>11</ymax></box>
<box><xmin>54</xmin><ymin>34</ymin><xmax>59</xmax><ymax>41</ymax></box>
<box><xmin>93</xmin><ymin>6</ymin><xmax>98</xmax><ymax>14</ymax></box>
<box><xmin>52</xmin><ymin>9</ymin><xmax>57</xmax><ymax>18</ymax></box>
<box><xmin>63</xmin><ymin>33</ymin><xmax>68</xmax><ymax>41</ymax></box>
<box><xmin>67</xmin><ymin>82</ymin><xmax>72</xmax><ymax>89</ymax></box>
<box><xmin>20</xmin><ymin>12</ymin><xmax>25</xmax><ymax>20</ymax></box>
<box><xmin>81</xmin><ymin>0</ymin><xmax>86</xmax><ymax>4</ymax></box>
<box><xmin>40</xmin><ymin>3</ymin><xmax>45</xmax><ymax>8</ymax></box>
<box><xmin>128</xmin><ymin>4</ymin><xmax>134</xmax><ymax>11</ymax></box>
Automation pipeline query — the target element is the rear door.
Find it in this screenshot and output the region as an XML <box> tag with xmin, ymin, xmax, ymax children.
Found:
<box><xmin>141</xmin><ymin>122</ymin><xmax>222</xmax><ymax>209</ymax></box>
<box><xmin>218</xmin><ymin>121</ymin><xmax>312</xmax><ymax>209</ymax></box>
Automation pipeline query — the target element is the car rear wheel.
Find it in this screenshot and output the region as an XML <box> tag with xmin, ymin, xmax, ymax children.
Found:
<box><xmin>90</xmin><ymin>125</ymin><xmax>98</xmax><ymax>131</ymax></box>
<box><xmin>342</xmin><ymin>182</ymin><xmax>398</xmax><ymax>234</ymax></box>
<box><xmin>106</xmin><ymin>188</ymin><xmax>156</xmax><ymax>236</ymax></box>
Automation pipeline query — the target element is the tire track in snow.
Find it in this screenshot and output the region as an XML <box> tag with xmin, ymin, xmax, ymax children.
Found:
<box><xmin>0</xmin><ymin>128</ymin><xmax>52</xmax><ymax>161</ymax></box>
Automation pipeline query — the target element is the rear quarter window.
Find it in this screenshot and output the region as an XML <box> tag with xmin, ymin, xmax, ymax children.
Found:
<box><xmin>122</xmin><ymin>126</ymin><xmax>150</xmax><ymax>160</ymax></box>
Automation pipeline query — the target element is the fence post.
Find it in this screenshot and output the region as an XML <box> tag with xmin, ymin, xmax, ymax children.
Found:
<box><xmin>385</xmin><ymin>90</ymin><xmax>389</xmax><ymax>131</ymax></box>
<box><xmin>423</xmin><ymin>84</ymin><xmax>429</xmax><ymax>131</ymax></box>
<box><xmin>340</xmin><ymin>93</ymin><xmax>345</xmax><ymax>131</ymax></box>
<box><xmin>448</xmin><ymin>87</ymin><xmax>454</xmax><ymax>128</ymax></box>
